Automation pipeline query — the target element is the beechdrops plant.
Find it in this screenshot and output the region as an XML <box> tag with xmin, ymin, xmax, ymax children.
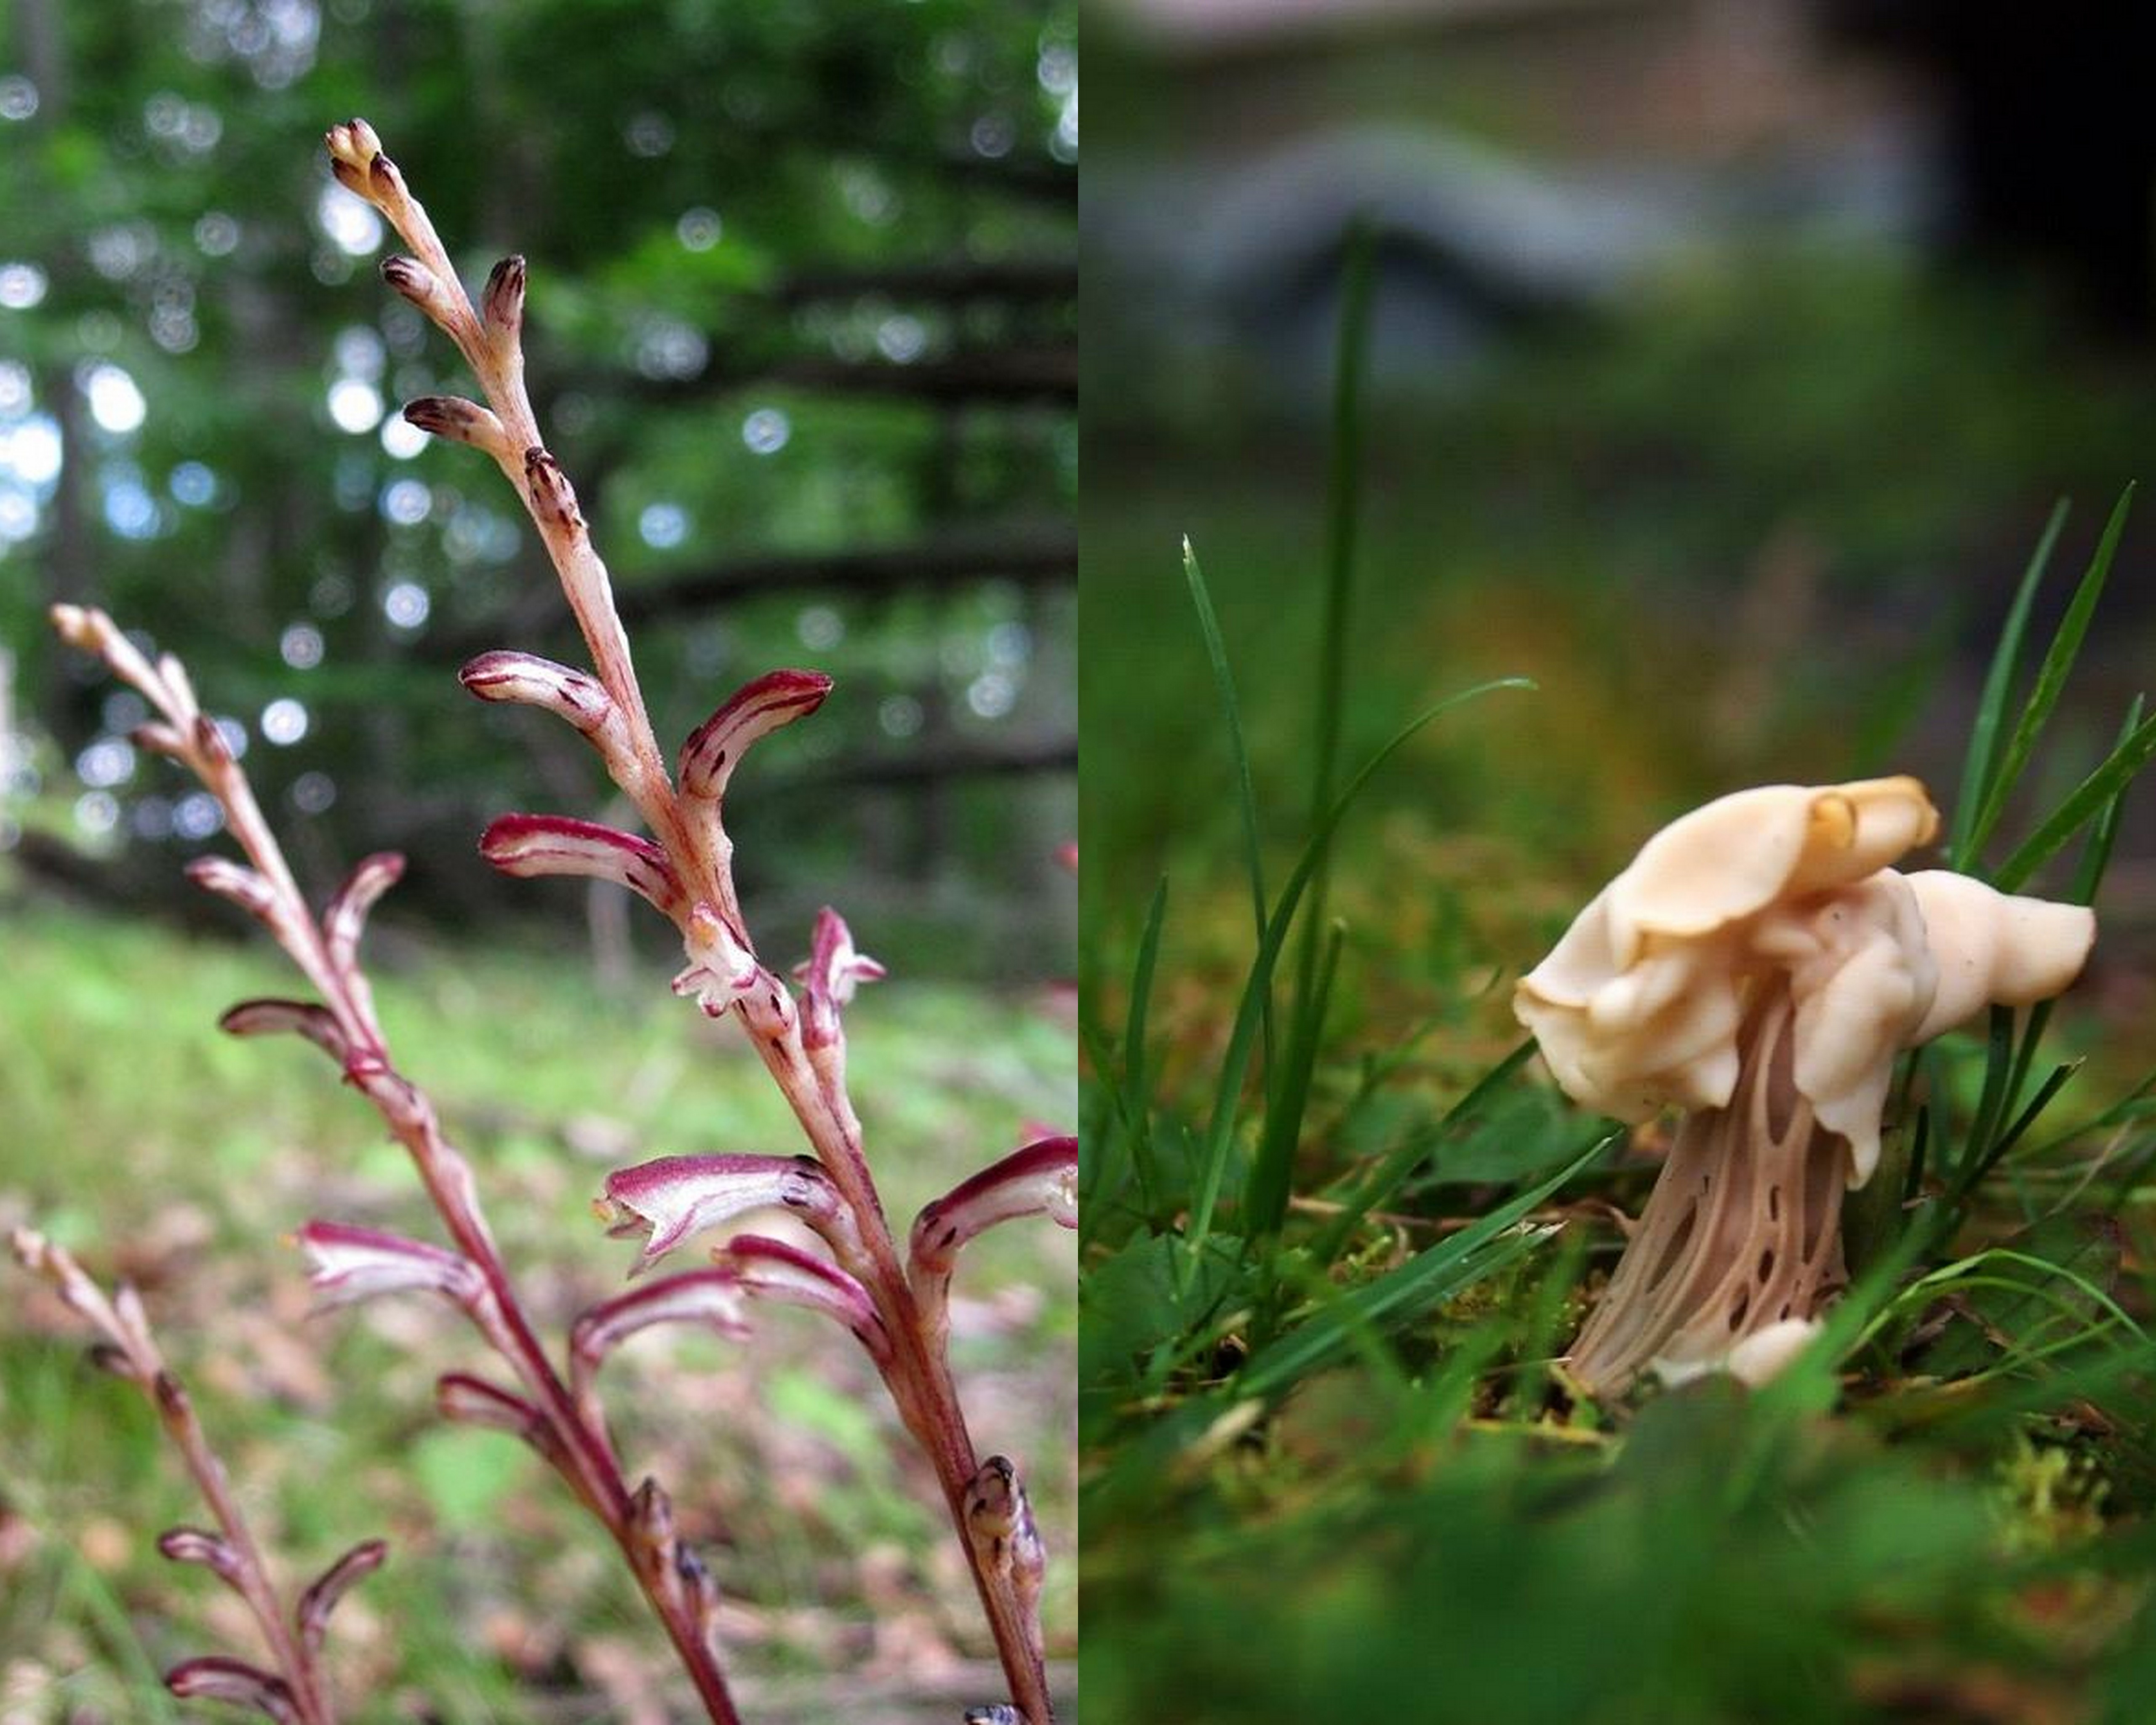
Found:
<box><xmin>19</xmin><ymin>121</ymin><xmax>1071</xmax><ymax>1725</ymax></box>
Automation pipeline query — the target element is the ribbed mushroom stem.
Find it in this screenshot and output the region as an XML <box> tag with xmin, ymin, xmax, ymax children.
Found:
<box><xmin>1566</xmin><ymin>992</ymin><xmax>1848</xmax><ymax>1396</ymax></box>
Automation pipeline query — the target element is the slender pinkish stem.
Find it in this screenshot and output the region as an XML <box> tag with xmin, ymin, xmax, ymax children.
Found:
<box><xmin>11</xmin><ymin>1232</ymin><xmax>341</xmax><ymax>1725</ymax></box>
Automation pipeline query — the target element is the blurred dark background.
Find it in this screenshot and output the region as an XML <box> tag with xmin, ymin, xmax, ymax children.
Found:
<box><xmin>0</xmin><ymin>0</ymin><xmax>1076</xmax><ymax>983</ymax></box>
<box><xmin>1083</xmin><ymin>0</ymin><xmax>2156</xmax><ymax>997</ymax></box>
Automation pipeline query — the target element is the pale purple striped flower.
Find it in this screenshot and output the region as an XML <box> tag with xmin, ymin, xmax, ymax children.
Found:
<box><xmin>479</xmin><ymin>813</ymin><xmax>686</xmax><ymax>919</ymax></box>
<box><xmin>595</xmin><ymin>1153</ymin><xmax>842</xmax><ymax>1275</ymax></box>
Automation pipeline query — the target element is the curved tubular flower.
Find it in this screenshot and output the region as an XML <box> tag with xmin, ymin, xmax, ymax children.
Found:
<box><xmin>594</xmin><ymin>1153</ymin><xmax>854</xmax><ymax>1276</ymax></box>
<box><xmin>323</xmin><ymin>854</ymin><xmax>405</xmax><ymax>969</ymax></box>
<box><xmin>479</xmin><ymin>814</ymin><xmax>688</xmax><ymax>921</ymax></box>
<box><xmin>711</xmin><ymin>1234</ymin><xmax>889</xmax><ymax>1364</ymax></box>
<box><xmin>909</xmin><ymin>1137</ymin><xmax>1079</xmax><ymax>1360</ymax></box>
<box><xmin>458</xmin><ymin>649</ymin><xmax>623</xmax><ymax>747</ymax></box>
<box><xmin>296</xmin><ymin>1541</ymin><xmax>389</xmax><ymax>1662</ymax></box>
<box><xmin>569</xmin><ymin>1270</ymin><xmax>752</xmax><ymax>1427</ymax></box>
<box><xmin>910</xmin><ymin>1138</ymin><xmax>1081</xmax><ymax>1274</ymax></box>
<box><xmin>1516</xmin><ymin>778</ymin><xmax>2095</xmax><ymax>1395</ymax></box>
<box><xmin>678</xmin><ymin>669</ymin><xmax>833</xmax><ymax>805</ymax></box>
<box><xmin>294</xmin><ymin>1221</ymin><xmax>486</xmax><ymax>1317</ymax></box>
<box><xmin>219</xmin><ymin>999</ymin><xmax>352</xmax><ymax>1065</ymax></box>
<box><xmin>165</xmin><ymin>1656</ymin><xmax>302</xmax><ymax>1722</ymax></box>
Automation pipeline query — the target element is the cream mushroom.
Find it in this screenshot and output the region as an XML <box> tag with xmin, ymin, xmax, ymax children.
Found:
<box><xmin>1514</xmin><ymin>777</ymin><xmax>2095</xmax><ymax>1396</ymax></box>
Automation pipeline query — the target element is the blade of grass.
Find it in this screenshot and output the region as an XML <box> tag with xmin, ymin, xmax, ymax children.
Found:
<box><xmin>1119</xmin><ymin>876</ymin><xmax>1171</xmax><ymax>1217</ymax></box>
<box><xmin>1964</xmin><ymin>485</ymin><xmax>2136</xmax><ymax>865</ymax></box>
<box><xmin>2062</xmin><ymin>693</ymin><xmax>2145</xmax><ymax>910</ymax></box>
<box><xmin>1077</xmin><ymin>1014</ymin><xmax>1132</xmax><ymax>1231</ymax></box>
<box><xmin>1251</xmin><ymin>216</ymin><xmax>1380</xmax><ymax>1259</ymax></box>
<box><xmin>1957</xmin><ymin>1006</ymin><xmax>2020</xmax><ymax>1190</ymax></box>
<box><xmin>1993</xmin><ymin>705</ymin><xmax>2156</xmax><ymax>891</ymax></box>
<box><xmin>1308</xmin><ymin>212</ymin><xmax>1377</xmax><ymax>841</ymax></box>
<box><xmin>1902</xmin><ymin>1103</ymin><xmax>1931</xmax><ymax>1207</ymax></box>
<box><xmin>1246</xmin><ymin>917</ymin><xmax>1346</xmax><ymax>1242</ymax></box>
<box><xmin>2103</xmin><ymin>1134</ymin><xmax>2156</xmax><ymax>1211</ymax></box>
<box><xmin>1948</xmin><ymin>498</ymin><xmax>2067</xmax><ymax>870</ymax></box>
<box><xmin>1235</xmin><ymin>1133</ymin><xmax>1608</xmax><ymax>1399</ymax></box>
<box><xmin>1956</xmin><ymin>582</ymin><xmax>2142</xmax><ymax>1208</ymax></box>
<box><xmin>1246</xmin><ymin>1230</ymin><xmax>1554</xmax><ymax>1402</ymax></box>
<box><xmin>1337</xmin><ymin>1011</ymin><xmax>1454</xmax><ymax>1121</ymax></box>
<box><xmin>1179</xmin><ymin>675</ymin><xmax>1537</xmax><ymax>1283</ymax></box>
<box><xmin>1286</xmin><ymin>215</ymin><xmax>1378</xmax><ymax>1050</ymax></box>
<box><xmin>1951</xmin><ymin>1061</ymin><xmax>2084</xmax><ymax>1204</ymax></box>
<box><xmin>1182</xmin><ymin>536</ymin><xmax>1274</xmax><ymax>1080</ymax></box>
<box><xmin>2029</xmin><ymin>1063</ymin><xmax>2156</xmax><ymax>1163</ymax></box>
<box><xmin>1508</xmin><ymin>1225</ymin><xmax>1590</xmax><ymax>1419</ymax></box>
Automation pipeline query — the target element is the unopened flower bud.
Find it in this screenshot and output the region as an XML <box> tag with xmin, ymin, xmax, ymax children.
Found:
<box><xmin>795</xmin><ymin>905</ymin><xmax>886</xmax><ymax>1049</ymax></box>
<box><xmin>483</xmin><ymin>255</ymin><xmax>526</xmax><ymax>342</ymax></box>
<box><xmin>459</xmin><ymin>650</ymin><xmax>616</xmax><ymax>740</ymax></box>
<box><xmin>297</xmin><ymin>1538</ymin><xmax>388</xmax><ymax>1658</ymax></box>
<box><xmin>521</xmin><ymin>447</ymin><xmax>584</xmax><ymax>536</ymax></box>
<box><xmin>379</xmin><ymin>254</ymin><xmax>449</xmax><ymax>321</ymax></box>
<box><xmin>165</xmin><ymin>1656</ymin><xmax>299</xmax><ymax>1722</ymax></box>
<box><xmin>185</xmin><ymin>856</ymin><xmax>278</xmax><ymax>922</ymax></box>
<box><xmin>48</xmin><ymin>603</ymin><xmax>105</xmax><ymax>652</ymax></box>
<box><xmin>403</xmin><ymin>395</ymin><xmax>507</xmax><ymax>454</ymax></box>
<box><xmin>323</xmin><ymin>117</ymin><xmax>382</xmax><ymax>174</ymax></box>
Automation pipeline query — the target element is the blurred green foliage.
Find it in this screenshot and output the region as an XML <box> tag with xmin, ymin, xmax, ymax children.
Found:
<box><xmin>1</xmin><ymin>0</ymin><xmax>1075</xmax><ymax>978</ymax></box>
<box><xmin>1084</xmin><ymin>249</ymin><xmax>2156</xmax><ymax>936</ymax></box>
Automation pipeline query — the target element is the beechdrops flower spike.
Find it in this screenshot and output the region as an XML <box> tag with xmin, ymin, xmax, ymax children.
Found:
<box><xmin>31</xmin><ymin>121</ymin><xmax>1068</xmax><ymax>1725</ymax></box>
<box><xmin>1516</xmin><ymin>777</ymin><xmax>2094</xmax><ymax>1395</ymax></box>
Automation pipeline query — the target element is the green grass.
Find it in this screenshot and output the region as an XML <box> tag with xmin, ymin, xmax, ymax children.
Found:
<box><xmin>1078</xmin><ymin>242</ymin><xmax>2156</xmax><ymax>1722</ymax></box>
<box><xmin>0</xmin><ymin>907</ymin><xmax>1072</xmax><ymax>1720</ymax></box>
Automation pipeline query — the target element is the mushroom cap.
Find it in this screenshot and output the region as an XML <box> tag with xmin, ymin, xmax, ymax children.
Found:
<box><xmin>1598</xmin><ymin>777</ymin><xmax>1938</xmax><ymax>969</ymax></box>
<box><xmin>1903</xmin><ymin>871</ymin><xmax>2097</xmax><ymax>1043</ymax></box>
<box><xmin>1515</xmin><ymin>777</ymin><xmax>2098</xmax><ymax>1189</ymax></box>
<box><xmin>1516</xmin><ymin>780</ymin><xmax>1941</xmax><ymax>1152</ymax></box>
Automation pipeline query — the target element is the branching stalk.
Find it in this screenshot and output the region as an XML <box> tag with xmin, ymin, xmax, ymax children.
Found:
<box><xmin>11</xmin><ymin>1231</ymin><xmax>368</xmax><ymax>1724</ymax></box>
<box><xmin>318</xmin><ymin>119</ymin><xmax>1064</xmax><ymax>1721</ymax></box>
<box><xmin>50</xmin><ymin>601</ymin><xmax>743</xmax><ymax>1721</ymax></box>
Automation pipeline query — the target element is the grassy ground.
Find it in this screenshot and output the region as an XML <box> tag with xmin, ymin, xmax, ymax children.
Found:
<box><xmin>0</xmin><ymin>905</ymin><xmax>1073</xmax><ymax>1721</ymax></box>
<box><xmin>1078</xmin><ymin>252</ymin><xmax>2156</xmax><ymax>1724</ymax></box>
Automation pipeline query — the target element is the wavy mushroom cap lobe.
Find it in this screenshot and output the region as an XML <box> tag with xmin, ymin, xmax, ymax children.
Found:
<box><xmin>1517</xmin><ymin>780</ymin><xmax>1942</xmax><ymax>1146</ymax></box>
